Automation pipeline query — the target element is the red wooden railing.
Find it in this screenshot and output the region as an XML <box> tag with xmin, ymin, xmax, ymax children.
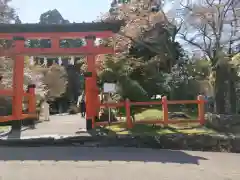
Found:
<box><xmin>97</xmin><ymin>95</ymin><xmax>205</xmax><ymax>129</ymax></box>
<box><xmin>0</xmin><ymin>85</ymin><xmax>37</xmax><ymax>122</ymax></box>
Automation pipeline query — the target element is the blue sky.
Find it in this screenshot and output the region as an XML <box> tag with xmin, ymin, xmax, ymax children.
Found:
<box><xmin>10</xmin><ymin>0</ymin><xmax>111</xmax><ymax>23</ymax></box>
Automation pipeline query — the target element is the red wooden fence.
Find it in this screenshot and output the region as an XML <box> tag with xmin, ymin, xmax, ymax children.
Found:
<box><xmin>97</xmin><ymin>95</ymin><xmax>205</xmax><ymax>129</ymax></box>
<box><xmin>0</xmin><ymin>85</ymin><xmax>37</xmax><ymax>122</ymax></box>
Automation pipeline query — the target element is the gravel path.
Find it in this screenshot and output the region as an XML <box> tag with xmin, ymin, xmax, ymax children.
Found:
<box><xmin>0</xmin><ymin>147</ymin><xmax>240</xmax><ymax>180</ymax></box>
<box><xmin>3</xmin><ymin>114</ymin><xmax>88</xmax><ymax>139</ymax></box>
<box><xmin>22</xmin><ymin>114</ymin><xmax>86</xmax><ymax>136</ymax></box>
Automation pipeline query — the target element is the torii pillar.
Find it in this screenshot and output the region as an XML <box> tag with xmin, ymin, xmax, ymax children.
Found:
<box><xmin>85</xmin><ymin>35</ymin><xmax>99</xmax><ymax>130</ymax></box>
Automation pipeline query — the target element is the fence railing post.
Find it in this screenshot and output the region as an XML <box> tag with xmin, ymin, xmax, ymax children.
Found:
<box><xmin>162</xmin><ymin>96</ymin><xmax>168</xmax><ymax>126</ymax></box>
<box><xmin>28</xmin><ymin>84</ymin><xmax>36</xmax><ymax>114</ymax></box>
<box><xmin>92</xmin><ymin>117</ymin><xmax>95</xmax><ymax>129</ymax></box>
<box><xmin>197</xmin><ymin>95</ymin><xmax>205</xmax><ymax>125</ymax></box>
<box><xmin>125</xmin><ymin>98</ymin><xmax>133</xmax><ymax>129</ymax></box>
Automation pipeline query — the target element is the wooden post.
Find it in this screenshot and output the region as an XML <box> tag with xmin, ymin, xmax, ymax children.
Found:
<box><xmin>125</xmin><ymin>98</ymin><xmax>133</xmax><ymax>129</ymax></box>
<box><xmin>92</xmin><ymin>117</ymin><xmax>95</xmax><ymax>129</ymax></box>
<box><xmin>162</xmin><ymin>96</ymin><xmax>168</xmax><ymax>126</ymax></box>
<box><xmin>51</xmin><ymin>37</ymin><xmax>59</xmax><ymax>51</ymax></box>
<box><xmin>85</xmin><ymin>35</ymin><xmax>97</xmax><ymax>130</ymax></box>
<box><xmin>28</xmin><ymin>84</ymin><xmax>36</xmax><ymax>114</ymax></box>
<box><xmin>197</xmin><ymin>95</ymin><xmax>205</xmax><ymax>125</ymax></box>
<box><xmin>12</xmin><ymin>37</ymin><xmax>25</xmax><ymax>120</ymax></box>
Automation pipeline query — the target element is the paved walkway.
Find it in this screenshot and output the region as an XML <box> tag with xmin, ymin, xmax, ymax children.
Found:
<box><xmin>0</xmin><ymin>147</ymin><xmax>239</xmax><ymax>180</ymax></box>
<box><xmin>3</xmin><ymin>114</ymin><xmax>87</xmax><ymax>139</ymax></box>
<box><xmin>1</xmin><ymin>114</ymin><xmax>240</xmax><ymax>179</ymax></box>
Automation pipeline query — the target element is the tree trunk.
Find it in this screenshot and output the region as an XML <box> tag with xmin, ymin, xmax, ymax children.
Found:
<box><xmin>229</xmin><ymin>68</ymin><xmax>237</xmax><ymax>114</ymax></box>
<box><xmin>214</xmin><ymin>66</ymin><xmax>227</xmax><ymax>114</ymax></box>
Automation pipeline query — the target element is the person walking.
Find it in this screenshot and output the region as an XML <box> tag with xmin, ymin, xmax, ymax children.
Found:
<box><xmin>80</xmin><ymin>99</ymin><xmax>86</xmax><ymax>118</ymax></box>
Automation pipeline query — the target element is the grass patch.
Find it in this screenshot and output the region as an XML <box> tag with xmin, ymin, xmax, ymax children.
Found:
<box><xmin>135</xmin><ymin>109</ymin><xmax>163</xmax><ymax>121</ymax></box>
<box><xmin>134</xmin><ymin>108</ymin><xmax>198</xmax><ymax>121</ymax></box>
<box><xmin>0</xmin><ymin>126</ymin><xmax>10</xmax><ymax>132</ymax></box>
<box><xmin>103</xmin><ymin>123</ymin><xmax>216</xmax><ymax>135</ymax></box>
<box><xmin>102</xmin><ymin>108</ymin><xmax>215</xmax><ymax>135</ymax></box>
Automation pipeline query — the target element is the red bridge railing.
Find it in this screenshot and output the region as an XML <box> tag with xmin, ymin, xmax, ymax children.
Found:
<box><xmin>97</xmin><ymin>95</ymin><xmax>205</xmax><ymax>129</ymax></box>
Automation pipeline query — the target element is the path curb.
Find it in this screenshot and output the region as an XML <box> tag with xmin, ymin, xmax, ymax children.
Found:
<box><xmin>0</xmin><ymin>133</ymin><xmax>240</xmax><ymax>153</ymax></box>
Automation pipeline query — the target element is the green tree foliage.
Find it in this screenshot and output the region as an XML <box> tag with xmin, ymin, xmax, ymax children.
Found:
<box><xmin>99</xmin><ymin>0</ymin><xmax>186</xmax><ymax>101</ymax></box>
<box><xmin>41</xmin><ymin>65</ymin><xmax>68</xmax><ymax>100</ymax></box>
<box><xmin>0</xmin><ymin>0</ymin><xmax>17</xmax><ymax>23</ymax></box>
<box><xmin>99</xmin><ymin>55</ymin><xmax>149</xmax><ymax>101</ymax></box>
<box><xmin>39</xmin><ymin>9</ymin><xmax>70</xmax><ymax>24</ymax></box>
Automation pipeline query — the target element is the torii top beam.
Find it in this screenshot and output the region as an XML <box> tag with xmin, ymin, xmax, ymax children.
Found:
<box><xmin>0</xmin><ymin>21</ymin><xmax>124</xmax><ymax>39</ymax></box>
<box><xmin>0</xmin><ymin>21</ymin><xmax>124</xmax><ymax>56</ymax></box>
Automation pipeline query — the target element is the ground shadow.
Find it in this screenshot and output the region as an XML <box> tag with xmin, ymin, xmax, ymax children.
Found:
<box><xmin>7</xmin><ymin>122</ymin><xmax>41</xmax><ymax>139</ymax></box>
<box><xmin>21</xmin><ymin>120</ymin><xmax>44</xmax><ymax>132</ymax></box>
<box><xmin>6</xmin><ymin>121</ymin><xmax>45</xmax><ymax>139</ymax></box>
<box><xmin>0</xmin><ymin>147</ymin><xmax>207</xmax><ymax>165</ymax></box>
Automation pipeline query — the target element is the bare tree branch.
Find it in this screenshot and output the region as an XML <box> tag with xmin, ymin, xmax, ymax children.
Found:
<box><xmin>178</xmin><ymin>0</ymin><xmax>239</xmax><ymax>63</ymax></box>
<box><xmin>179</xmin><ymin>32</ymin><xmax>212</xmax><ymax>59</ymax></box>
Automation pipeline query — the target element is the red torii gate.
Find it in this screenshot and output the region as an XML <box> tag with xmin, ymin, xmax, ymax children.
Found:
<box><xmin>0</xmin><ymin>22</ymin><xmax>122</xmax><ymax>130</ymax></box>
